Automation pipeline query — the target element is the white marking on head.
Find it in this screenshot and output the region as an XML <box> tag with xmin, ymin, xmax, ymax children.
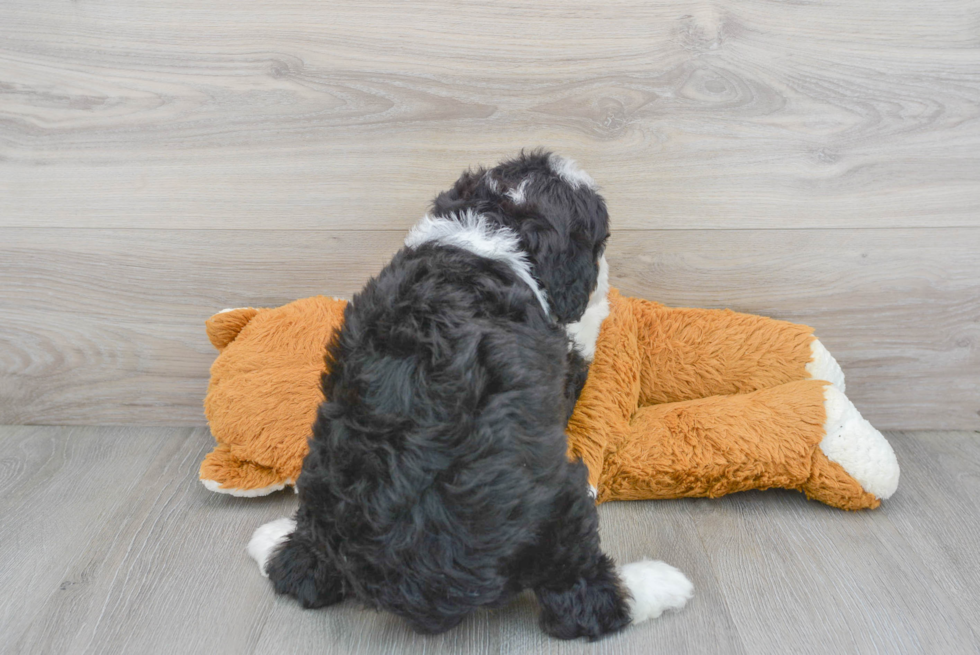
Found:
<box><xmin>548</xmin><ymin>155</ymin><xmax>597</xmax><ymax>190</ymax></box>
<box><xmin>405</xmin><ymin>210</ymin><xmax>550</xmax><ymax>316</ymax></box>
<box><xmin>505</xmin><ymin>178</ymin><xmax>530</xmax><ymax>205</ymax></box>
<box><xmin>483</xmin><ymin>170</ymin><xmax>501</xmax><ymax>194</ymax></box>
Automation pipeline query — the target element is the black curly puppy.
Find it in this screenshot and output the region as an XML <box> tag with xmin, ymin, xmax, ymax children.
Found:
<box><xmin>249</xmin><ymin>151</ymin><xmax>692</xmax><ymax>639</ymax></box>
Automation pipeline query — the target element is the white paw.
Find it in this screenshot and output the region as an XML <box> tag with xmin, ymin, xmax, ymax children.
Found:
<box><xmin>619</xmin><ymin>560</ymin><xmax>693</xmax><ymax>623</ymax></box>
<box><xmin>821</xmin><ymin>386</ymin><xmax>900</xmax><ymax>499</ymax></box>
<box><xmin>247</xmin><ymin>517</ymin><xmax>296</xmax><ymax>577</ymax></box>
<box><xmin>806</xmin><ymin>338</ymin><xmax>846</xmax><ymax>392</ymax></box>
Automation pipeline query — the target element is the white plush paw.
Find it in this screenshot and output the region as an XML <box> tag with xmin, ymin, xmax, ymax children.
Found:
<box><xmin>806</xmin><ymin>338</ymin><xmax>846</xmax><ymax>392</ymax></box>
<box><xmin>821</xmin><ymin>386</ymin><xmax>900</xmax><ymax>499</ymax></box>
<box><xmin>619</xmin><ymin>560</ymin><xmax>693</xmax><ymax>623</ymax></box>
<box><xmin>201</xmin><ymin>478</ymin><xmax>290</xmax><ymax>497</ymax></box>
<box><xmin>247</xmin><ymin>516</ymin><xmax>296</xmax><ymax>577</ymax></box>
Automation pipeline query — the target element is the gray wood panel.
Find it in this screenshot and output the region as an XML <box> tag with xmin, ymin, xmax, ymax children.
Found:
<box><xmin>2</xmin><ymin>0</ymin><xmax>979</xmax><ymax>230</ymax></box>
<box><xmin>880</xmin><ymin>432</ymin><xmax>980</xmax><ymax>620</ymax></box>
<box><xmin>0</xmin><ymin>426</ymin><xmax>197</xmax><ymax>652</ymax></box>
<box><xmin>2</xmin><ymin>227</ymin><xmax>977</xmax><ymax>428</ymax></box>
<box><xmin>688</xmin><ymin>457</ymin><xmax>979</xmax><ymax>652</ymax></box>
<box><xmin>2</xmin><ymin>426</ymin><xmax>979</xmax><ymax>654</ymax></box>
<box><xmin>1</xmin><ymin>427</ymin><xmax>298</xmax><ymax>654</ymax></box>
<box><xmin>613</xmin><ymin>228</ymin><xmax>980</xmax><ymax>431</ymax></box>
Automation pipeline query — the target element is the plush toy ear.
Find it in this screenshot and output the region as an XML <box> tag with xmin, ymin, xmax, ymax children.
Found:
<box><xmin>206</xmin><ymin>307</ymin><xmax>261</xmax><ymax>351</ymax></box>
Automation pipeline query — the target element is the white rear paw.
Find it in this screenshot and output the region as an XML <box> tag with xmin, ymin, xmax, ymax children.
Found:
<box><xmin>247</xmin><ymin>517</ymin><xmax>296</xmax><ymax>577</ymax></box>
<box><xmin>619</xmin><ymin>560</ymin><xmax>693</xmax><ymax>623</ymax></box>
<box><xmin>807</xmin><ymin>338</ymin><xmax>845</xmax><ymax>391</ymax></box>
<box><xmin>821</xmin><ymin>386</ymin><xmax>900</xmax><ymax>499</ymax></box>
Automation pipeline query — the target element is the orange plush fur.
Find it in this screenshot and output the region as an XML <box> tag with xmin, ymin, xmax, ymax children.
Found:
<box><xmin>567</xmin><ymin>290</ymin><xmax>879</xmax><ymax>510</ymax></box>
<box><xmin>201</xmin><ymin>297</ymin><xmax>345</xmax><ymax>496</ymax></box>
<box><xmin>201</xmin><ymin>291</ymin><xmax>886</xmax><ymax>510</ymax></box>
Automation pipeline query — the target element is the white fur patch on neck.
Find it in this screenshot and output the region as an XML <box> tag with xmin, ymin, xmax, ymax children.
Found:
<box><xmin>548</xmin><ymin>155</ymin><xmax>597</xmax><ymax>190</ymax></box>
<box><xmin>565</xmin><ymin>255</ymin><xmax>610</xmax><ymax>361</ymax></box>
<box><xmin>405</xmin><ymin>210</ymin><xmax>550</xmax><ymax>316</ymax></box>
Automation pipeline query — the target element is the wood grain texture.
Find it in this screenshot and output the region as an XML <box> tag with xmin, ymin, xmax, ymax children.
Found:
<box><xmin>1</xmin><ymin>0</ymin><xmax>979</xmax><ymax>230</ymax></box>
<box><xmin>2</xmin><ymin>426</ymin><xmax>979</xmax><ymax>654</ymax></box>
<box><xmin>0</xmin><ymin>427</ymin><xmax>298</xmax><ymax>655</ymax></box>
<box><xmin>1</xmin><ymin>0</ymin><xmax>979</xmax><ymax>427</ymax></box>
<box><xmin>0</xmin><ymin>229</ymin><xmax>404</xmax><ymax>425</ymax></box>
<box><xmin>880</xmin><ymin>431</ymin><xmax>980</xmax><ymax>621</ymax></box>
<box><xmin>612</xmin><ymin>228</ymin><xmax>980</xmax><ymax>431</ymax></box>
<box><xmin>1</xmin><ymin>227</ymin><xmax>977</xmax><ymax>428</ymax></box>
<box><xmin>687</xmin><ymin>432</ymin><xmax>980</xmax><ymax>652</ymax></box>
<box><xmin>0</xmin><ymin>426</ymin><xmax>198</xmax><ymax>652</ymax></box>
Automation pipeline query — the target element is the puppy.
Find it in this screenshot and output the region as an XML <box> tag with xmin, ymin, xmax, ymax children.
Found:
<box><xmin>249</xmin><ymin>151</ymin><xmax>692</xmax><ymax>639</ymax></box>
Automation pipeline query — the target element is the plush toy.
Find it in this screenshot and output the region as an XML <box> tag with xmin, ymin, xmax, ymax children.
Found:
<box><xmin>201</xmin><ymin>291</ymin><xmax>899</xmax><ymax>510</ymax></box>
<box><xmin>201</xmin><ymin>296</ymin><xmax>346</xmax><ymax>496</ymax></box>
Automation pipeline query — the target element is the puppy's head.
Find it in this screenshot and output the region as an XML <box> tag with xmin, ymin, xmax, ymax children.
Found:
<box><xmin>432</xmin><ymin>150</ymin><xmax>610</xmax><ymax>324</ymax></box>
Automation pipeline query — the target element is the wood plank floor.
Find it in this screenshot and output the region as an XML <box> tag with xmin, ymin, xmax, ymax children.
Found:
<box><xmin>1</xmin><ymin>426</ymin><xmax>978</xmax><ymax>654</ymax></box>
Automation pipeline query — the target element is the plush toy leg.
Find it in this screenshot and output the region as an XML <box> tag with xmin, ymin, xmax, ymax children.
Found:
<box><xmin>199</xmin><ymin>443</ymin><xmax>293</xmax><ymax>497</ymax></box>
<box><xmin>811</xmin><ymin>385</ymin><xmax>899</xmax><ymax>504</ymax></box>
<box><xmin>624</xmin><ymin>295</ymin><xmax>839</xmax><ymax>405</ymax></box>
<box><xmin>596</xmin><ymin>380</ymin><xmax>890</xmax><ymax>510</ymax></box>
<box><xmin>566</xmin><ymin>290</ymin><xmax>643</xmax><ymax>493</ymax></box>
<box><xmin>807</xmin><ymin>338</ymin><xmax>845</xmax><ymax>391</ymax></box>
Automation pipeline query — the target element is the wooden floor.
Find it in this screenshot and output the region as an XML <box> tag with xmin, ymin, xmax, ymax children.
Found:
<box><xmin>1</xmin><ymin>426</ymin><xmax>977</xmax><ymax>654</ymax></box>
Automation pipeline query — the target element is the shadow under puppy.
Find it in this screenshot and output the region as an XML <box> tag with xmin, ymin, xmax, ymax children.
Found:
<box><xmin>248</xmin><ymin>151</ymin><xmax>692</xmax><ymax>639</ymax></box>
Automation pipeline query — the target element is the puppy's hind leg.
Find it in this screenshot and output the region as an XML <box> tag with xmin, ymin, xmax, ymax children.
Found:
<box><xmin>248</xmin><ymin>516</ymin><xmax>346</xmax><ymax>609</ymax></box>
<box><xmin>532</xmin><ymin>468</ymin><xmax>630</xmax><ymax>640</ymax></box>
<box><xmin>533</xmin><ymin>464</ymin><xmax>692</xmax><ymax>639</ymax></box>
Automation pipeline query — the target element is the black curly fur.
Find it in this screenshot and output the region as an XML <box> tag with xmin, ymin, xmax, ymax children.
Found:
<box><xmin>431</xmin><ymin>150</ymin><xmax>610</xmax><ymax>324</ymax></box>
<box><xmin>266</xmin><ymin>151</ymin><xmax>631</xmax><ymax>639</ymax></box>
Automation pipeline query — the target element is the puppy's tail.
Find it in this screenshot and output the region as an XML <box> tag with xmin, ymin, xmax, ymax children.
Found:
<box><xmin>619</xmin><ymin>560</ymin><xmax>693</xmax><ymax>624</ymax></box>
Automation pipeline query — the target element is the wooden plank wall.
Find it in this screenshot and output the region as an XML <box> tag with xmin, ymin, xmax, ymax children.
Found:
<box><xmin>1</xmin><ymin>0</ymin><xmax>978</xmax><ymax>428</ymax></box>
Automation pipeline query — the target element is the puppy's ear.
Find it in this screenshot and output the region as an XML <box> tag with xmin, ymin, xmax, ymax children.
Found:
<box><xmin>520</xmin><ymin>181</ymin><xmax>609</xmax><ymax>324</ymax></box>
<box><xmin>431</xmin><ymin>168</ymin><xmax>492</xmax><ymax>215</ymax></box>
<box><xmin>521</xmin><ymin>222</ymin><xmax>599</xmax><ymax>324</ymax></box>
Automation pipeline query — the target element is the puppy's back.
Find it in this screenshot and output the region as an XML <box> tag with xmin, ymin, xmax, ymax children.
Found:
<box><xmin>300</xmin><ymin>243</ymin><xmax>571</xmax><ymax>631</ymax></box>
